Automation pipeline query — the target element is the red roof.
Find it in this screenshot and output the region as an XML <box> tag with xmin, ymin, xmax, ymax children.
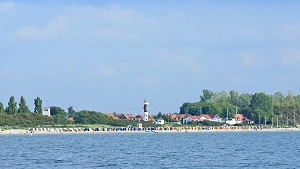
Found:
<box><xmin>190</xmin><ymin>116</ymin><xmax>202</xmax><ymax>119</ymax></box>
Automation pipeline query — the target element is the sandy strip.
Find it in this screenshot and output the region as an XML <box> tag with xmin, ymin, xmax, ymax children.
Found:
<box><xmin>0</xmin><ymin>128</ymin><xmax>299</xmax><ymax>135</ymax></box>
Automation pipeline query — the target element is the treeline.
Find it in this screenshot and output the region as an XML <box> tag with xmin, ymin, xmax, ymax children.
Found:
<box><xmin>179</xmin><ymin>89</ymin><xmax>300</xmax><ymax>125</ymax></box>
<box><xmin>0</xmin><ymin>96</ymin><xmax>160</xmax><ymax>128</ymax></box>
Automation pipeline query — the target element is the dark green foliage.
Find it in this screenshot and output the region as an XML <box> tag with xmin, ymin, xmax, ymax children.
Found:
<box><xmin>180</xmin><ymin>89</ymin><xmax>300</xmax><ymax>125</ymax></box>
<box><xmin>34</xmin><ymin>97</ymin><xmax>43</xmax><ymax>114</ymax></box>
<box><xmin>157</xmin><ymin>111</ymin><xmax>162</xmax><ymax>118</ymax></box>
<box><xmin>250</xmin><ymin>93</ymin><xmax>273</xmax><ymax>123</ymax></box>
<box><xmin>18</xmin><ymin>96</ymin><xmax>30</xmax><ymax>114</ymax></box>
<box><xmin>0</xmin><ymin>113</ymin><xmax>53</xmax><ymax>127</ymax></box>
<box><xmin>0</xmin><ymin>102</ymin><xmax>4</xmax><ymax>114</ymax></box>
<box><xmin>6</xmin><ymin>96</ymin><xmax>17</xmax><ymax>115</ymax></box>
<box><xmin>50</xmin><ymin>106</ymin><xmax>68</xmax><ymax>124</ymax></box>
<box><xmin>200</xmin><ymin>89</ymin><xmax>214</xmax><ymax>102</ymax></box>
<box><xmin>68</xmin><ymin>106</ymin><xmax>76</xmax><ymax>118</ymax></box>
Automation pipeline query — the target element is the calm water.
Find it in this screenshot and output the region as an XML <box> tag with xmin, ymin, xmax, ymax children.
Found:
<box><xmin>0</xmin><ymin>131</ymin><xmax>300</xmax><ymax>169</ymax></box>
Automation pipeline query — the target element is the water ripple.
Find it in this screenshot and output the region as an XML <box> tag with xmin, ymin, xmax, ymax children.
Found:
<box><xmin>0</xmin><ymin>132</ymin><xmax>300</xmax><ymax>168</ymax></box>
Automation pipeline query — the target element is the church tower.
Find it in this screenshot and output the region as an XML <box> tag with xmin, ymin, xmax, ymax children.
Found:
<box><xmin>143</xmin><ymin>98</ymin><xmax>149</xmax><ymax>121</ymax></box>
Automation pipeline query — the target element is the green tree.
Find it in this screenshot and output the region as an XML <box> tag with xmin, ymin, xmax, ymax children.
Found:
<box><xmin>157</xmin><ymin>111</ymin><xmax>162</xmax><ymax>118</ymax></box>
<box><xmin>250</xmin><ymin>92</ymin><xmax>273</xmax><ymax>123</ymax></box>
<box><xmin>200</xmin><ymin>89</ymin><xmax>214</xmax><ymax>102</ymax></box>
<box><xmin>67</xmin><ymin>106</ymin><xmax>76</xmax><ymax>118</ymax></box>
<box><xmin>113</xmin><ymin>111</ymin><xmax>118</xmax><ymax>116</ymax></box>
<box><xmin>18</xmin><ymin>96</ymin><xmax>30</xmax><ymax>113</ymax></box>
<box><xmin>0</xmin><ymin>102</ymin><xmax>4</xmax><ymax>114</ymax></box>
<box><xmin>6</xmin><ymin>96</ymin><xmax>17</xmax><ymax>115</ymax></box>
<box><xmin>34</xmin><ymin>97</ymin><xmax>43</xmax><ymax>114</ymax></box>
<box><xmin>50</xmin><ymin>106</ymin><xmax>68</xmax><ymax>124</ymax></box>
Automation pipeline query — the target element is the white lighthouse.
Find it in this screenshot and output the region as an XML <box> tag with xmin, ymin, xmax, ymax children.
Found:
<box><xmin>143</xmin><ymin>98</ymin><xmax>149</xmax><ymax>121</ymax></box>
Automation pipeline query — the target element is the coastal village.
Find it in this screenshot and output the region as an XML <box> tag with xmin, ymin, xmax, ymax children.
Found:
<box><xmin>9</xmin><ymin>97</ymin><xmax>292</xmax><ymax>134</ymax></box>
<box><xmin>102</xmin><ymin>98</ymin><xmax>254</xmax><ymax>126</ymax></box>
<box><xmin>41</xmin><ymin>98</ymin><xmax>254</xmax><ymax>127</ymax></box>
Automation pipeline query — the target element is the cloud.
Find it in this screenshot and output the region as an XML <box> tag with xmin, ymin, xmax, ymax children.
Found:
<box><xmin>0</xmin><ymin>2</ymin><xmax>14</xmax><ymax>12</ymax></box>
<box><xmin>240</xmin><ymin>52</ymin><xmax>255</xmax><ymax>66</ymax></box>
<box><xmin>176</xmin><ymin>55</ymin><xmax>201</xmax><ymax>73</ymax></box>
<box><xmin>16</xmin><ymin>16</ymin><xmax>67</xmax><ymax>39</ymax></box>
<box><xmin>100</xmin><ymin>3</ymin><xmax>147</xmax><ymax>25</ymax></box>
<box><xmin>14</xmin><ymin>3</ymin><xmax>150</xmax><ymax>40</ymax></box>
<box><xmin>99</xmin><ymin>64</ymin><xmax>117</xmax><ymax>77</ymax></box>
<box><xmin>94</xmin><ymin>29</ymin><xmax>139</xmax><ymax>40</ymax></box>
<box><xmin>282</xmin><ymin>49</ymin><xmax>300</xmax><ymax>62</ymax></box>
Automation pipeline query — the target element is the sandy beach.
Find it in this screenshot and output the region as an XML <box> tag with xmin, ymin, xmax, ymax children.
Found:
<box><xmin>0</xmin><ymin>128</ymin><xmax>299</xmax><ymax>135</ymax></box>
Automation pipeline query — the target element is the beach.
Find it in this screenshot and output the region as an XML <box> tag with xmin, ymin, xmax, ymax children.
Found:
<box><xmin>0</xmin><ymin>127</ymin><xmax>299</xmax><ymax>135</ymax></box>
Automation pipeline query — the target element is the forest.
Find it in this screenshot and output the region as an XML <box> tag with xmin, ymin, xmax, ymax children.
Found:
<box><xmin>179</xmin><ymin>89</ymin><xmax>300</xmax><ymax>126</ymax></box>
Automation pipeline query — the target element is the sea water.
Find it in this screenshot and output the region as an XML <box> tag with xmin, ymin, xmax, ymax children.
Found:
<box><xmin>0</xmin><ymin>131</ymin><xmax>300</xmax><ymax>169</ymax></box>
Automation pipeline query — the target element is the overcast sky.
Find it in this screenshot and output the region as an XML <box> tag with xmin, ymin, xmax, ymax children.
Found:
<box><xmin>1</xmin><ymin>0</ymin><xmax>300</xmax><ymax>114</ymax></box>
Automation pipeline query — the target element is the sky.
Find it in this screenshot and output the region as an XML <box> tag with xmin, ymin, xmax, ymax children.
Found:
<box><xmin>0</xmin><ymin>0</ymin><xmax>300</xmax><ymax>115</ymax></box>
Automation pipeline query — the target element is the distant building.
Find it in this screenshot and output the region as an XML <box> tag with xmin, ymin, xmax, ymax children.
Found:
<box><xmin>42</xmin><ymin>107</ymin><xmax>51</xmax><ymax>116</ymax></box>
<box><xmin>154</xmin><ymin>119</ymin><xmax>164</xmax><ymax>125</ymax></box>
<box><xmin>119</xmin><ymin>114</ymin><xmax>134</xmax><ymax>120</ymax></box>
<box><xmin>134</xmin><ymin>115</ymin><xmax>144</xmax><ymax>121</ymax></box>
<box><xmin>143</xmin><ymin>98</ymin><xmax>149</xmax><ymax>121</ymax></box>
<box><xmin>182</xmin><ymin>114</ymin><xmax>222</xmax><ymax>124</ymax></box>
<box><xmin>105</xmin><ymin>113</ymin><xmax>119</xmax><ymax>119</ymax></box>
<box><xmin>164</xmin><ymin>114</ymin><xmax>190</xmax><ymax>121</ymax></box>
<box><xmin>225</xmin><ymin>114</ymin><xmax>254</xmax><ymax>125</ymax></box>
<box><xmin>137</xmin><ymin>123</ymin><xmax>143</xmax><ymax>130</ymax></box>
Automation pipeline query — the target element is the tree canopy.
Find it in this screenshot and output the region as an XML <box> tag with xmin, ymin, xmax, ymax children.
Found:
<box><xmin>180</xmin><ymin>89</ymin><xmax>300</xmax><ymax>125</ymax></box>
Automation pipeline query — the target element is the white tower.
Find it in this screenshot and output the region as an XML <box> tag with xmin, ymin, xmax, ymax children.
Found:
<box><xmin>143</xmin><ymin>98</ymin><xmax>149</xmax><ymax>121</ymax></box>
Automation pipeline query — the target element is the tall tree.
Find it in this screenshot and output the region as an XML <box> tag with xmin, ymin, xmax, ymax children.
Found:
<box><xmin>0</xmin><ymin>102</ymin><xmax>4</xmax><ymax>114</ymax></box>
<box><xmin>18</xmin><ymin>96</ymin><xmax>30</xmax><ymax>113</ymax></box>
<box><xmin>67</xmin><ymin>106</ymin><xmax>76</xmax><ymax>118</ymax></box>
<box><xmin>250</xmin><ymin>93</ymin><xmax>273</xmax><ymax>123</ymax></box>
<box><xmin>157</xmin><ymin>111</ymin><xmax>162</xmax><ymax>118</ymax></box>
<box><xmin>200</xmin><ymin>89</ymin><xmax>214</xmax><ymax>102</ymax></box>
<box><xmin>6</xmin><ymin>96</ymin><xmax>17</xmax><ymax>115</ymax></box>
<box><xmin>34</xmin><ymin>97</ymin><xmax>43</xmax><ymax>114</ymax></box>
<box><xmin>50</xmin><ymin>106</ymin><xmax>68</xmax><ymax>124</ymax></box>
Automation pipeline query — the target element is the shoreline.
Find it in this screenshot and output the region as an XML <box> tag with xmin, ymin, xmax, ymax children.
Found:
<box><xmin>0</xmin><ymin>128</ymin><xmax>299</xmax><ymax>135</ymax></box>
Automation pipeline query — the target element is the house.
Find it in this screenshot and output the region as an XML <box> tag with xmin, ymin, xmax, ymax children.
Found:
<box><xmin>225</xmin><ymin>118</ymin><xmax>238</xmax><ymax>125</ymax></box>
<box><xmin>134</xmin><ymin>115</ymin><xmax>144</xmax><ymax>121</ymax></box>
<box><xmin>42</xmin><ymin>107</ymin><xmax>51</xmax><ymax>116</ymax></box>
<box><xmin>105</xmin><ymin>113</ymin><xmax>119</xmax><ymax>119</ymax></box>
<box><xmin>182</xmin><ymin>116</ymin><xmax>202</xmax><ymax>124</ymax></box>
<box><xmin>225</xmin><ymin>114</ymin><xmax>254</xmax><ymax>125</ymax></box>
<box><xmin>182</xmin><ymin>114</ymin><xmax>222</xmax><ymax>124</ymax></box>
<box><xmin>207</xmin><ymin>114</ymin><xmax>222</xmax><ymax>122</ymax></box>
<box><xmin>234</xmin><ymin>114</ymin><xmax>254</xmax><ymax>124</ymax></box>
<box><xmin>163</xmin><ymin>113</ymin><xmax>190</xmax><ymax>121</ymax></box>
<box><xmin>118</xmin><ymin>114</ymin><xmax>134</xmax><ymax>120</ymax></box>
<box><xmin>153</xmin><ymin>119</ymin><xmax>164</xmax><ymax>125</ymax></box>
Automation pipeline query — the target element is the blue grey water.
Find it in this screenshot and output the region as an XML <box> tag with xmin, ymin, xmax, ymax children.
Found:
<box><xmin>0</xmin><ymin>131</ymin><xmax>300</xmax><ymax>169</ymax></box>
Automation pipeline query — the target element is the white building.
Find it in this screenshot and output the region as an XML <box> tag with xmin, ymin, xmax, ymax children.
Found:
<box><xmin>137</xmin><ymin>123</ymin><xmax>143</xmax><ymax>130</ymax></box>
<box><xmin>182</xmin><ymin>114</ymin><xmax>222</xmax><ymax>124</ymax></box>
<box><xmin>154</xmin><ymin>119</ymin><xmax>164</xmax><ymax>125</ymax></box>
<box><xmin>143</xmin><ymin>98</ymin><xmax>149</xmax><ymax>121</ymax></box>
<box><xmin>42</xmin><ymin>107</ymin><xmax>51</xmax><ymax>116</ymax></box>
